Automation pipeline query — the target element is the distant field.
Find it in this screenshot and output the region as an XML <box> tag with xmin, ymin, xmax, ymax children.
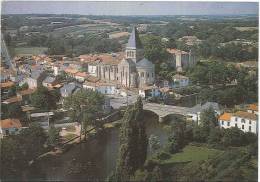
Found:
<box><xmin>235</xmin><ymin>27</ymin><xmax>258</xmax><ymax>31</ymax></box>
<box><xmin>109</xmin><ymin>31</ymin><xmax>129</xmax><ymax>39</ymax></box>
<box><xmin>14</xmin><ymin>47</ymin><xmax>48</xmax><ymax>56</ymax></box>
<box><xmin>162</xmin><ymin>144</ymin><xmax>223</xmax><ymax>164</ymax></box>
<box><xmin>51</xmin><ymin>23</ymin><xmax>115</xmax><ymax>37</ymax></box>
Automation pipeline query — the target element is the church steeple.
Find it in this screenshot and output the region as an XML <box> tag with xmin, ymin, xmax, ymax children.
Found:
<box><xmin>125</xmin><ymin>26</ymin><xmax>144</xmax><ymax>63</ymax></box>
<box><xmin>126</xmin><ymin>26</ymin><xmax>143</xmax><ymax>49</ymax></box>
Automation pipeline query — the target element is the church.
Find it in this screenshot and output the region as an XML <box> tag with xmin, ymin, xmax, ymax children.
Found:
<box><xmin>93</xmin><ymin>27</ymin><xmax>155</xmax><ymax>88</ymax></box>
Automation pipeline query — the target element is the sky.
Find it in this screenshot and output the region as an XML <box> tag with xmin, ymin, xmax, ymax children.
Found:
<box><xmin>1</xmin><ymin>1</ymin><xmax>259</xmax><ymax>16</ymax></box>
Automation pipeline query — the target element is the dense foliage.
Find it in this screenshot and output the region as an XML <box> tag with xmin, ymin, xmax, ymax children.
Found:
<box><xmin>110</xmin><ymin>97</ymin><xmax>148</xmax><ymax>181</ymax></box>
<box><xmin>1</xmin><ymin>123</ymin><xmax>47</xmax><ymax>180</ymax></box>
<box><xmin>30</xmin><ymin>86</ymin><xmax>61</xmax><ymax>110</ymax></box>
<box><xmin>63</xmin><ymin>89</ymin><xmax>104</xmax><ymax>139</ymax></box>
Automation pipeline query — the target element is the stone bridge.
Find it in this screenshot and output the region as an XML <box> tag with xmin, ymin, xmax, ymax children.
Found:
<box><xmin>143</xmin><ymin>102</ymin><xmax>191</xmax><ymax>122</ymax></box>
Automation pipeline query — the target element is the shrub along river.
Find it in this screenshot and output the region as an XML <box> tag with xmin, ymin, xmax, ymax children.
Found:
<box><xmin>22</xmin><ymin>111</ymin><xmax>178</xmax><ymax>181</ymax></box>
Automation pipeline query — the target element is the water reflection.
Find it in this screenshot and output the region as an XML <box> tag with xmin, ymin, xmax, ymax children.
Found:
<box><xmin>26</xmin><ymin>111</ymin><xmax>173</xmax><ymax>181</ymax></box>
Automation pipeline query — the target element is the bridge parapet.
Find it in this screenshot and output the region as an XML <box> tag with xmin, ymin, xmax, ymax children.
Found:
<box><xmin>143</xmin><ymin>103</ymin><xmax>191</xmax><ymax>122</ymax></box>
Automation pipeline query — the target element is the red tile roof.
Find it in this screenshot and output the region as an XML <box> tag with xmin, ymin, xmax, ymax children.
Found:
<box><xmin>0</xmin><ymin>119</ymin><xmax>22</xmax><ymax>129</ymax></box>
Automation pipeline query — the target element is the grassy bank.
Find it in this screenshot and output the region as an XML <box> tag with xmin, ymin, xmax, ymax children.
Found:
<box><xmin>161</xmin><ymin>144</ymin><xmax>223</xmax><ymax>164</ymax></box>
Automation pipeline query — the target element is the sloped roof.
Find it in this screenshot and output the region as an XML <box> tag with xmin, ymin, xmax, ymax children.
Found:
<box><xmin>43</xmin><ymin>76</ymin><xmax>56</xmax><ymax>84</ymax></box>
<box><xmin>120</xmin><ymin>58</ymin><xmax>136</xmax><ymax>67</ymax></box>
<box><xmin>60</xmin><ymin>82</ymin><xmax>77</xmax><ymax>95</ymax></box>
<box><xmin>0</xmin><ymin>81</ymin><xmax>15</xmax><ymax>89</ymax></box>
<box><xmin>172</xmin><ymin>74</ymin><xmax>189</xmax><ymax>80</ymax></box>
<box><xmin>136</xmin><ymin>58</ymin><xmax>154</xmax><ymax>68</ymax></box>
<box><xmin>2</xmin><ymin>96</ymin><xmax>22</xmax><ymax>104</ymax></box>
<box><xmin>218</xmin><ymin>112</ymin><xmax>232</xmax><ymax>121</ymax></box>
<box><xmin>0</xmin><ymin>119</ymin><xmax>22</xmax><ymax>129</ymax></box>
<box><xmin>248</xmin><ymin>104</ymin><xmax>258</xmax><ymax>111</ymax></box>
<box><xmin>17</xmin><ymin>89</ymin><xmax>36</xmax><ymax>96</ymax></box>
<box><xmin>233</xmin><ymin>111</ymin><xmax>257</xmax><ymax>121</ymax></box>
<box><xmin>31</xmin><ymin>70</ymin><xmax>44</xmax><ymax>79</ymax></box>
<box><xmin>167</xmin><ymin>48</ymin><xmax>188</xmax><ymax>55</ymax></box>
<box><xmin>126</xmin><ymin>27</ymin><xmax>143</xmax><ymax>49</ymax></box>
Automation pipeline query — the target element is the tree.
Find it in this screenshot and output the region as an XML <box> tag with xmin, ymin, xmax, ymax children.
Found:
<box><xmin>47</xmin><ymin>126</ymin><xmax>60</xmax><ymax>146</ymax></box>
<box><xmin>114</xmin><ymin>97</ymin><xmax>148</xmax><ymax>181</ymax></box>
<box><xmin>200</xmin><ymin>107</ymin><xmax>218</xmax><ymax>130</ymax></box>
<box><xmin>19</xmin><ymin>123</ymin><xmax>47</xmax><ymax>162</ymax></box>
<box><xmin>1</xmin><ymin>123</ymin><xmax>47</xmax><ymax>179</ymax></box>
<box><xmin>165</xmin><ymin>117</ymin><xmax>187</xmax><ymax>153</ymax></box>
<box><xmin>207</xmin><ymin>127</ymin><xmax>224</xmax><ymax>145</ymax></box>
<box><xmin>30</xmin><ymin>86</ymin><xmax>60</xmax><ymax>110</ymax></box>
<box><xmin>1</xmin><ymin>103</ymin><xmax>24</xmax><ymax>119</ymax></box>
<box><xmin>149</xmin><ymin>134</ymin><xmax>161</xmax><ymax>153</ymax></box>
<box><xmin>63</xmin><ymin>89</ymin><xmax>104</xmax><ymax>140</ymax></box>
<box><xmin>222</xmin><ymin>127</ymin><xmax>246</xmax><ymax>147</ymax></box>
<box><xmin>1</xmin><ymin>136</ymin><xmax>24</xmax><ymax>178</ymax></box>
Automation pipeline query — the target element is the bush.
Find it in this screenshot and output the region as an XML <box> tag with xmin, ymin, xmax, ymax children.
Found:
<box><xmin>208</xmin><ymin>127</ymin><xmax>224</xmax><ymax>145</ymax></box>
<box><xmin>156</xmin><ymin>151</ymin><xmax>171</xmax><ymax>160</ymax></box>
<box><xmin>222</xmin><ymin>127</ymin><xmax>246</xmax><ymax>147</ymax></box>
<box><xmin>144</xmin><ymin>159</ymin><xmax>159</xmax><ymax>171</ymax></box>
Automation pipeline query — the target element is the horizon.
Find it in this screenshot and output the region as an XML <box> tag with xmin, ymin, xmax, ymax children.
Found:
<box><xmin>2</xmin><ymin>1</ymin><xmax>259</xmax><ymax>16</ymax></box>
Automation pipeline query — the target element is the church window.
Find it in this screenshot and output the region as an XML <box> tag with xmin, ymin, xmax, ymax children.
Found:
<box><xmin>152</xmin><ymin>73</ymin><xmax>154</xmax><ymax>77</ymax></box>
<box><xmin>147</xmin><ymin>73</ymin><xmax>149</xmax><ymax>78</ymax></box>
<box><xmin>141</xmin><ymin>72</ymin><xmax>144</xmax><ymax>77</ymax></box>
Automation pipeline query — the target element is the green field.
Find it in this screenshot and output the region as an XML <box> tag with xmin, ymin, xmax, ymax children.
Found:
<box><xmin>235</xmin><ymin>27</ymin><xmax>258</xmax><ymax>31</ymax></box>
<box><xmin>163</xmin><ymin>144</ymin><xmax>223</xmax><ymax>164</ymax></box>
<box><xmin>14</xmin><ymin>47</ymin><xmax>48</xmax><ymax>56</ymax></box>
<box><xmin>51</xmin><ymin>23</ymin><xmax>115</xmax><ymax>37</ymax></box>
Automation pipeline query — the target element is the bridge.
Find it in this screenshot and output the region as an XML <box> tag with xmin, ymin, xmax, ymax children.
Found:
<box><xmin>143</xmin><ymin>102</ymin><xmax>191</xmax><ymax>122</ymax></box>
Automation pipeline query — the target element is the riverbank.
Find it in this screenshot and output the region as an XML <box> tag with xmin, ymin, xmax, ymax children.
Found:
<box><xmin>37</xmin><ymin>119</ymin><xmax>122</xmax><ymax>162</ymax></box>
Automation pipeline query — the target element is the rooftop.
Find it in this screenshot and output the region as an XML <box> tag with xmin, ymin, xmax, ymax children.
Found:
<box><xmin>248</xmin><ymin>103</ymin><xmax>258</xmax><ymax>111</ymax></box>
<box><xmin>2</xmin><ymin>96</ymin><xmax>22</xmax><ymax>104</ymax></box>
<box><xmin>75</xmin><ymin>72</ymin><xmax>88</xmax><ymax>78</ymax></box>
<box><xmin>0</xmin><ymin>119</ymin><xmax>22</xmax><ymax>129</ymax></box>
<box><xmin>17</xmin><ymin>89</ymin><xmax>36</xmax><ymax>96</ymax></box>
<box><xmin>136</xmin><ymin>58</ymin><xmax>154</xmax><ymax>68</ymax></box>
<box><xmin>233</xmin><ymin>111</ymin><xmax>257</xmax><ymax>120</ymax></box>
<box><xmin>172</xmin><ymin>74</ymin><xmax>189</xmax><ymax>80</ymax></box>
<box><xmin>0</xmin><ymin>81</ymin><xmax>15</xmax><ymax>89</ymax></box>
<box><xmin>43</xmin><ymin>76</ymin><xmax>56</xmax><ymax>84</ymax></box>
<box><xmin>218</xmin><ymin>112</ymin><xmax>232</xmax><ymax>121</ymax></box>
<box><xmin>167</xmin><ymin>48</ymin><xmax>188</xmax><ymax>55</ymax></box>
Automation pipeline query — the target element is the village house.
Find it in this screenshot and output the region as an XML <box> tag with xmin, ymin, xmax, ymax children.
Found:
<box><xmin>167</xmin><ymin>48</ymin><xmax>196</xmax><ymax>72</ymax></box>
<box><xmin>172</xmin><ymin>74</ymin><xmax>189</xmax><ymax>88</ymax></box>
<box><xmin>74</xmin><ymin>72</ymin><xmax>88</xmax><ymax>82</ymax></box>
<box><xmin>178</xmin><ymin>36</ymin><xmax>202</xmax><ymax>46</ymax></box>
<box><xmin>26</xmin><ymin>70</ymin><xmax>47</xmax><ymax>89</ymax></box>
<box><xmin>60</xmin><ymin>82</ymin><xmax>79</xmax><ymax>98</ymax></box>
<box><xmin>83</xmin><ymin>79</ymin><xmax>118</xmax><ymax>95</ymax></box>
<box><xmin>0</xmin><ymin>119</ymin><xmax>23</xmax><ymax>138</ymax></box>
<box><xmin>218</xmin><ymin>111</ymin><xmax>258</xmax><ymax>134</ymax></box>
<box><xmin>139</xmin><ymin>85</ymin><xmax>161</xmax><ymax>98</ymax></box>
<box><xmin>42</xmin><ymin>76</ymin><xmax>58</xmax><ymax>88</ymax></box>
<box><xmin>247</xmin><ymin>103</ymin><xmax>258</xmax><ymax>115</ymax></box>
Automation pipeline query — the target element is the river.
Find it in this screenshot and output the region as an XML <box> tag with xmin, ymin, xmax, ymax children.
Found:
<box><xmin>24</xmin><ymin>111</ymin><xmax>174</xmax><ymax>181</ymax></box>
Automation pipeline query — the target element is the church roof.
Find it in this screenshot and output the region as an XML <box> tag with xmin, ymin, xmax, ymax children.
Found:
<box><xmin>136</xmin><ymin>58</ymin><xmax>154</xmax><ymax>68</ymax></box>
<box><xmin>126</xmin><ymin>27</ymin><xmax>143</xmax><ymax>49</ymax></box>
